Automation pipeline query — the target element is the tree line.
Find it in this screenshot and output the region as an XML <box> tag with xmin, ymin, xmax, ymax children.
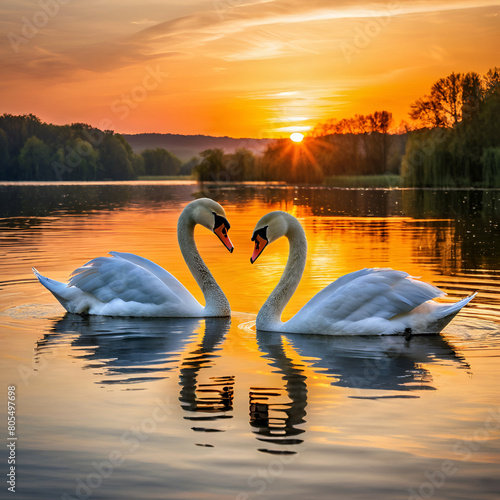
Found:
<box><xmin>195</xmin><ymin>68</ymin><xmax>499</xmax><ymax>187</ymax></box>
<box><xmin>194</xmin><ymin>110</ymin><xmax>402</xmax><ymax>184</ymax></box>
<box><xmin>0</xmin><ymin>114</ymin><xmax>183</xmax><ymax>181</ymax></box>
<box><xmin>193</xmin><ymin>112</ymin><xmax>404</xmax><ymax>184</ymax></box>
<box><xmin>1</xmin><ymin>66</ymin><xmax>499</xmax><ymax>186</ymax></box>
<box><xmin>402</xmin><ymin>68</ymin><xmax>500</xmax><ymax>187</ymax></box>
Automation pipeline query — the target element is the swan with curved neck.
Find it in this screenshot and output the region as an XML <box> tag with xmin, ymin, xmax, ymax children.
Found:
<box><xmin>251</xmin><ymin>211</ymin><xmax>475</xmax><ymax>335</ymax></box>
<box><xmin>33</xmin><ymin>198</ymin><xmax>233</xmax><ymax>317</ymax></box>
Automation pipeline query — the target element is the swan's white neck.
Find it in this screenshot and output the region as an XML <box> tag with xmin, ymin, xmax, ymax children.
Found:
<box><xmin>177</xmin><ymin>208</ymin><xmax>230</xmax><ymax>317</ymax></box>
<box><xmin>256</xmin><ymin>214</ymin><xmax>307</xmax><ymax>330</ymax></box>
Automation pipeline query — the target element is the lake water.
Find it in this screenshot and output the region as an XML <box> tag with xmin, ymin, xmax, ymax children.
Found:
<box><xmin>1</xmin><ymin>182</ymin><xmax>499</xmax><ymax>500</ymax></box>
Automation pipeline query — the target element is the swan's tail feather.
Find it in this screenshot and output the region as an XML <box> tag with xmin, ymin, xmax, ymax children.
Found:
<box><xmin>423</xmin><ymin>292</ymin><xmax>477</xmax><ymax>334</ymax></box>
<box><xmin>32</xmin><ymin>267</ymin><xmax>75</xmax><ymax>312</ymax></box>
<box><xmin>438</xmin><ymin>292</ymin><xmax>477</xmax><ymax>319</ymax></box>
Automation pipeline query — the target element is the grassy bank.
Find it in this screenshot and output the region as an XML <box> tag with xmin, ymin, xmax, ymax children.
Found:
<box><xmin>324</xmin><ymin>174</ymin><xmax>401</xmax><ymax>188</ymax></box>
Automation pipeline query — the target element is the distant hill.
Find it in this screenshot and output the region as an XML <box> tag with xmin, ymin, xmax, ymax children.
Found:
<box><xmin>122</xmin><ymin>133</ymin><xmax>274</xmax><ymax>162</ymax></box>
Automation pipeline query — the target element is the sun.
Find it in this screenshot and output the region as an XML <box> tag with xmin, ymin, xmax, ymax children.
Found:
<box><xmin>290</xmin><ymin>132</ymin><xmax>304</xmax><ymax>143</ymax></box>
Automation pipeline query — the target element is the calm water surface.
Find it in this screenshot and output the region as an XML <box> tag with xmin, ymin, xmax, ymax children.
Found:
<box><xmin>1</xmin><ymin>182</ymin><xmax>499</xmax><ymax>500</ymax></box>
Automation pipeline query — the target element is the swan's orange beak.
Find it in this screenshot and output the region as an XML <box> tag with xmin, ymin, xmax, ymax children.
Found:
<box><xmin>214</xmin><ymin>221</ymin><xmax>234</xmax><ymax>253</ymax></box>
<box><xmin>250</xmin><ymin>234</ymin><xmax>267</xmax><ymax>264</ymax></box>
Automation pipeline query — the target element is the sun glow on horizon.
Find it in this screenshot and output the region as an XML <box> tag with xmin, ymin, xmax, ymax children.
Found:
<box><xmin>290</xmin><ymin>132</ymin><xmax>304</xmax><ymax>143</ymax></box>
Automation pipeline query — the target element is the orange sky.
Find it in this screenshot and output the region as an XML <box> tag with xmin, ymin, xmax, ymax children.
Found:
<box><xmin>1</xmin><ymin>0</ymin><xmax>499</xmax><ymax>138</ymax></box>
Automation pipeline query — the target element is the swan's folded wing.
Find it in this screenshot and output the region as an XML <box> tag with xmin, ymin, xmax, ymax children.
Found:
<box><xmin>293</xmin><ymin>268</ymin><xmax>444</xmax><ymax>324</ymax></box>
<box><xmin>68</xmin><ymin>253</ymin><xmax>200</xmax><ymax>308</ymax></box>
<box><xmin>108</xmin><ymin>252</ymin><xmax>198</xmax><ymax>305</ymax></box>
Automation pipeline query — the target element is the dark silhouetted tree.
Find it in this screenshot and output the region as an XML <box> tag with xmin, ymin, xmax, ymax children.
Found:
<box><xmin>410</xmin><ymin>72</ymin><xmax>464</xmax><ymax>128</ymax></box>
<box><xmin>18</xmin><ymin>136</ymin><xmax>52</xmax><ymax>180</ymax></box>
<box><xmin>195</xmin><ymin>148</ymin><xmax>225</xmax><ymax>182</ymax></box>
<box><xmin>225</xmin><ymin>148</ymin><xmax>255</xmax><ymax>181</ymax></box>
<box><xmin>403</xmin><ymin>67</ymin><xmax>500</xmax><ymax>186</ymax></box>
<box><xmin>141</xmin><ymin>148</ymin><xmax>181</xmax><ymax>176</ymax></box>
<box><xmin>97</xmin><ymin>134</ymin><xmax>135</xmax><ymax>180</ymax></box>
<box><xmin>0</xmin><ymin>129</ymin><xmax>9</xmax><ymax>179</ymax></box>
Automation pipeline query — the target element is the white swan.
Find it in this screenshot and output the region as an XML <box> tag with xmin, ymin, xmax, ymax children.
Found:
<box><xmin>33</xmin><ymin>198</ymin><xmax>234</xmax><ymax>317</ymax></box>
<box><xmin>250</xmin><ymin>211</ymin><xmax>476</xmax><ymax>335</ymax></box>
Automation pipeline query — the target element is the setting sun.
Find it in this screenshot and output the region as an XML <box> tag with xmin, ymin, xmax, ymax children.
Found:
<box><xmin>290</xmin><ymin>132</ymin><xmax>304</xmax><ymax>143</ymax></box>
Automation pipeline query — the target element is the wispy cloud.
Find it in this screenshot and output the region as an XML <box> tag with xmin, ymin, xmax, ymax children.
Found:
<box><xmin>124</xmin><ymin>0</ymin><xmax>500</xmax><ymax>64</ymax></box>
<box><xmin>2</xmin><ymin>0</ymin><xmax>498</xmax><ymax>76</ymax></box>
<box><xmin>0</xmin><ymin>0</ymin><xmax>498</xmax><ymax>135</ymax></box>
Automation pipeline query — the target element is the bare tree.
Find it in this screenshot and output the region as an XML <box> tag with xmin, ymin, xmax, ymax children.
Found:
<box><xmin>367</xmin><ymin>111</ymin><xmax>393</xmax><ymax>134</ymax></box>
<box><xmin>410</xmin><ymin>72</ymin><xmax>464</xmax><ymax>128</ymax></box>
<box><xmin>483</xmin><ymin>67</ymin><xmax>500</xmax><ymax>96</ymax></box>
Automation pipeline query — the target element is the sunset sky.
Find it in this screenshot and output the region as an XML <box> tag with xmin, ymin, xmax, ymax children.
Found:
<box><xmin>1</xmin><ymin>0</ymin><xmax>499</xmax><ymax>138</ymax></box>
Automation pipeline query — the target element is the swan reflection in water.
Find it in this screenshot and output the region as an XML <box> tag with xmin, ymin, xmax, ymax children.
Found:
<box><xmin>251</xmin><ymin>331</ymin><xmax>308</xmax><ymax>455</ymax></box>
<box><xmin>252</xmin><ymin>330</ymin><xmax>470</xmax><ymax>454</ymax></box>
<box><xmin>282</xmin><ymin>333</ymin><xmax>470</xmax><ymax>396</ymax></box>
<box><xmin>35</xmin><ymin>315</ymin><xmax>470</xmax><ymax>454</ymax></box>
<box><xmin>177</xmin><ymin>318</ymin><xmax>233</xmax><ymax>441</ymax></box>
<box><xmin>36</xmin><ymin>315</ymin><xmax>233</xmax><ymax>441</ymax></box>
<box><xmin>35</xmin><ymin>315</ymin><xmax>216</xmax><ymax>387</ymax></box>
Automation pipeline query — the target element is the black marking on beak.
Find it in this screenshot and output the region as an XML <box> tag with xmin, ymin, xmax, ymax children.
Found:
<box><xmin>250</xmin><ymin>226</ymin><xmax>268</xmax><ymax>263</ymax></box>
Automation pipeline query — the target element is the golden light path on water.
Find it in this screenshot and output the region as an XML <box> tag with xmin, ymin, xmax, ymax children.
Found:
<box><xmin>0</xmin><ymin>182</ymin><xmax>499</xmax><ymax>500</ymax></box>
